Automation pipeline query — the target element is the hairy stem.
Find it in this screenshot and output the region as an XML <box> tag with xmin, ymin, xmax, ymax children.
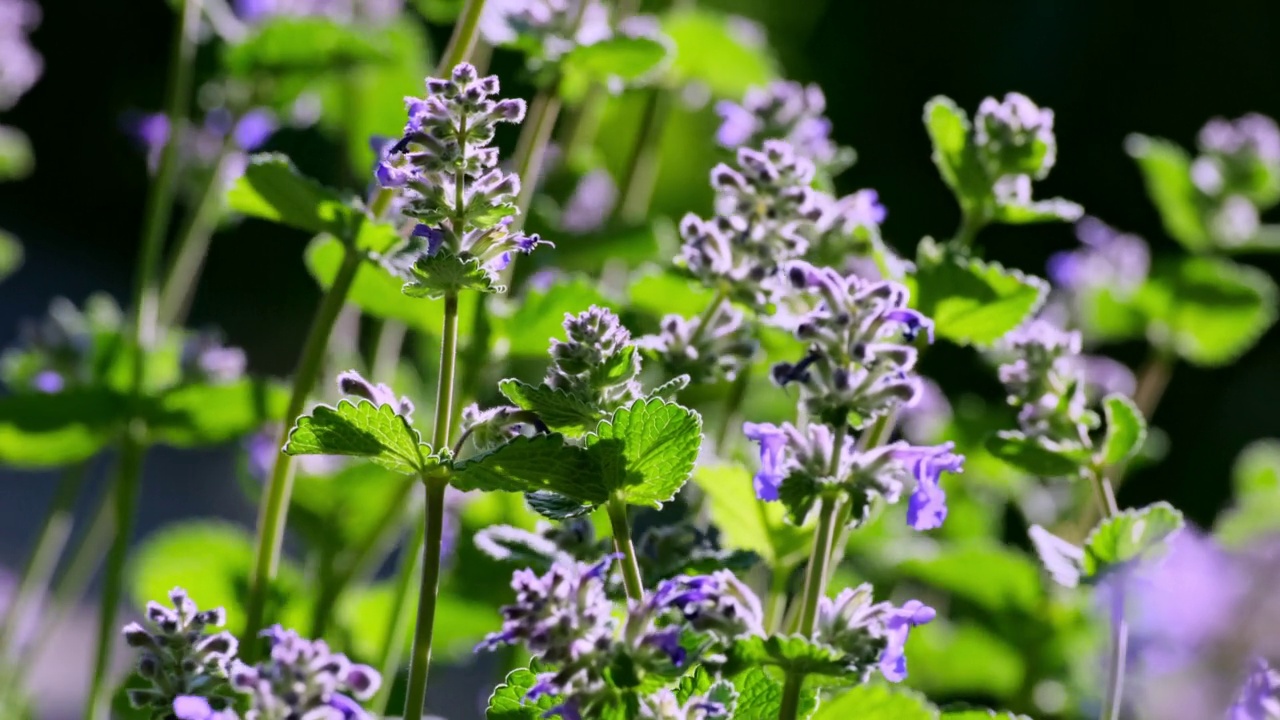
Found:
<box><xmin>606</xmin><ymin>496</ymin><xmax>646</xmax><ymax>602</ymax></box>
<box><xmin>0</xmin><ymin>462</ymin><xmax>87</xmax><ymax>658</ymax></box>
<box><xmin>779</xmin><ymin>497</ymin><xmax>841</xmax><ymax>720</ymax></box>
<box><xmin>373</xmin><ymin>513</ymin><xmax>426</xmax><ymax>716</ymax></box>
<box><xmin>242</xmin><ymin>244</ymin><xmax>364</xmax><ymax>652</ymax></box>
<box><xmin>435</xmin><ymin>0</ymin><xmax>488</xmax><ymax>74</ymax></box>
<box><xmin>400</xmin><ymin>292</ymin><xmax>461</xmax><ymax>717</ymax></box>
<box><xmin>828</xmin><ymin>411</ymin><xmax>897</xmax><ymax>569</ymax></box>
<box><xmin>617</xmin><ymin>87</ymin><xmax>672</xmax><ymax>224</ymax></box>
<box><xmin>158</xmin><ymin>133</ymin><xmax>236</xmax><ymax>326</ymax></box>
<box><xmin>688</xmin><ymin>287</ymin><xmax>729</xmax><ymax>347</ymax></box>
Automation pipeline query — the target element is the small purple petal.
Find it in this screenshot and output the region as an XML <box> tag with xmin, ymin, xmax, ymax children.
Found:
<box><xmin>172</xmin><ymin>696</ymin><xmax>214</xmax><ymax>720</ymax></box>
<box><xmin>234</xmin><ymin>109</ymin><xmax>277</xmax><ymax>151</ymax></box>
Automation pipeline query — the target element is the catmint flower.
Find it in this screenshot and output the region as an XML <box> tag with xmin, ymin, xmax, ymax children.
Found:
<box><xmin>1230</xmin><ymin>659</ymin><xmax>1280</xmax><ymax>720</ymax></box>
<box><xmin>173</xmin><ymin>696</ymin><xmax>240</xmax><ymax>720</ymax></box>
<box><xmin>678</xmin><ymin>140</ymin><xmax>824</xmax><ymax>306</ymax></box>
<box><xmin>642</xmin><ymin>571</ymin><xmax>765</xmax><ymax>640</ymax></box>
<box><xmin>244</xmin><ymin>428</ymin><xmax>345</xmax><ymax>480</ymax></box>
<box><xmin>638</xmin><ymin>689</ymin><xmax>729</xmax><ymax>720</ymax></box>
<box><xmin>638</xmin><ymin>304</ymin><xmax>757</xmax><ymax>384</ymax></box>
<box><xmin>771</xmin><ymin>261</ymin><xmax>930</xmax><ymax>424</ymax></box>
<box><xmin>813</xmin><ymin>585</ymin><xmax>935</xmax><ymax>683</ymax></box>
<box><xmin>377</xmin><ymin>64</ymin><xmax>548</xmax><ymax>285</ymax></box>
<box><xmin>126</xmin><ymin>107</ymin><xmax>278</xmax><ymax>178</ymax></box>
<box><xmin>1196</xmin><ymin>113</ymin><xmax>1280</xmax><ymax>208</ymax></box>
<box><xmin>974</xmin><ymin>92</ymin><xmax>1057</xmax><ymax>180</ymax></box>
<box><xmin>480</xmin><ymin>0</ymin><xmax>611</xmax><ymax>65</ymax></box>
<box><xmin>892</xmin><ymin>442</ymin><xmax>964</xmax><ymax>531</ymax></box>
<box><xmin>229</xmin><ymin>625</ymin><xmax>380</xmax><ymax>720</ymax></box>
<box><xmin>122</xmin><ymin>588</ymin><xmax>239</xmax><ymax>712</ymax></box>
<box><xmin>0</xmin><ymin>0</ymin><xmax>41</xmax><ymax>110</ymax></box>
<box><xmin>545</xmin><ymin>306</ymin><xmax>642</xmax><ymax>411</ymax></box>
<box><xmin>994</xmin><ymin>319</ymin><xmax>1097</xmax><ymax>449</ymax></box>
<box><xmin>477</xmin><ymin>556</ymin><xmax>617</xmax><ymax>662</ymax></box>
<box><xmin>233</xmin><ymin>0</ymin><xmax>403</xmax><ymax>24</ymax></box>
<box><xmin>715</xmin><ymin>80</ymin><xmax>854</xmax><ymax>174</ymax></box>
<box><xmin>336</xmin><ymin>369</ymin><xmax>414</xmax><ymax>418</ymax></box>
<box><xmin>459</xmin><ymin>403</ymin><xmax>530</xmax><ymax>453</ymax></box>
<box><xmin>1048</xmin><ymin>217</ymin><xmax>1151</xmax><ymax>298</ymax></box>
<box><xmin>560</xmin><ymin>168</ymin><xmax>619</xmax><ymax>234</ymax></box>
<box><xmin>181</xmin><ymin>331</ymin><xmax>248</xmax><ymax>384</ymax></box>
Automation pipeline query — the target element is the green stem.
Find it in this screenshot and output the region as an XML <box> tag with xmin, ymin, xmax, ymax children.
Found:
<box><xmin>85</xmin><ymin>425</ymin><xmax>148</xmax><ymax>720</ymax></box>
<box><xmin>953</xmin><ymin>208</ymin><xmax>987</xmax><ymax>248</ymax></box>
<box><xmin>688</xmin><ymin>287</ymin><xmax>729</xmax><ymax>347</ymax></box>
<box><xmin>372</xmin><ymin>319</ymin><xmax>409</xmax><ymax>383</ymax></box>
<box><xmin>762</xmin><ymin>563</ymin><xmax>791</xmax><ymax>635</ymax></box>
<box><xmin>1086</xmin><ymin>469</ymin><xmax>1126</xmax><ymax>720</ymax></box>
<box><xmin>372</xmin><ymin>513</ymin><xmax>426</xmax><ymax>716</ymax></box>
<box><xmin>605</xmin><ymin>496</ymin><xmax>645</xmax><ymax>602</ymax></box>
<box><xmin>779</xmin><ymin>497</ymin><xmax>840</xmax><ymax>720</ymax></box>
<box><xmin>510</xmin><ymin>90</ymin><xmax>563</xmax><ymax>234</ymax></box>
<box><xmin>828</xmin><ymin>411</ymin><xmax>898</xmax><ymax>568</ymax></box>
<box><xmin>400</xmin><ymin>292</ymin><xmax>461</xmax><ymax>717</ymax></box>
<box><xmin>617</xmin><ymin>87</ymin><xmax>672</xmax><ymax>225</ymax></box>
<box><xmin>242</xmin><ymin>244</ymin><xmax>364</xmax><ymax>651</ymax></box>
<box><xmin>158</xmin><ymin>133</ymin><xmax>236</xmax><ymax>327</ymax></box>
<box><xmin>435</xmin><ymin>0</ymin><xmax>488</xmax><ymax>74</ymax></box>
<box><xmin>0</xmin><ymin>462</ymin><xmax>87</xmax><ymax>657</ymax></box>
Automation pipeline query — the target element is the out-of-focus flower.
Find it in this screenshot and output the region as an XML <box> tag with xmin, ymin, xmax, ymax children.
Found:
<box><xmin>233</xmin><ymin>0</ymin><xmax>403</xmax><ymax>24</ymax></box>
<box><xmin>230</xmin><ymin>625</ymin><xmax>380</xmax><ymax>719</ymax></box>
<box><xmin>994</xmin><ymin>318</ymin><xmax>1097</xmax><ymax>450</ymax></box>
<box><xmin>1229</xmin><ymin>659</ymin><xmax>1280</xmax><ymax>720</ymax></box>
<box><xmin>1048</xmin><ymin>217</ymin><xmax>1150</xmax><ymax>298</ymax></box>
<box><xmin>0</xmin><ymin>0</ymin><xmax>41</xmax><ymax>110</ymax></box>
<box><xmin>899</xmin><ymin>378</ymin><xmax>952</xmax><ymax>445</ymax></box>
<box><xmin>813</xmin><ymin>585</ymin><xmax>935</xmax><ymax>682</ymax></box>
<box><xmin>715</xmin><ymin>80</ymin><xmax>854</xmax><ymax>174</ymax></box>
<box><xmin>639</xmin><ymin>303</ymin><xmax>758</xmax><ymax>385</ymax></box>
<box><xmin>559</xmin><ymin>169</ymin><xmax>618</xmax><ymax>234</ymax></box>
<box><xmin>974</xmin><ymin>92</ymin><xmax>1057</xmax><ymax>180</ymax></box>
<box><xmin>480</xmin><ymin>0</ymin><xmax>611</xmax><ymax>64</ymax></box>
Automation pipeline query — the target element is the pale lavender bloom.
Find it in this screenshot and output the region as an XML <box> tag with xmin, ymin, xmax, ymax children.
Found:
<box><xmin>638</xmin><ymin>689</ymin><xmax>729</xmax><ymax>720</ymax></box>
<box><xmin>560</xmin><ymin>169</ymin><xmax>618</xmax><ymax>234</ymax></box>
<box><xmin>975</xmin><ymin>92</ymin><xmax>1057</xmax><ymax>179</ymax></box>
<box><xmin>234</xmin><ymin>0</ymin><xmax>402</xmax><ymax>23</ymax></box>
<box><xmin>899</xmin><ymin>378</ymin><xmax>952</xmax><ymax>444</ymax></box>
<box><xmin>1048</xmin><ymin>217</ymin><xmax>1150</xmax><ymax>297</ymax></box>
<box><xmin>639</xmin><ymin>304</ymin><xmax>757</xmax><ymax>384</ymax></box>
<box><xmin>32</xmin><ymin>369</ymin><xmax>63</xmax><ymax>394</ymax></box>
<box><xmin>181</xmin><ymin>332</ymin><xmax>248</xmax><ymax>383</ymax></box>
<box><xmin>742</xmin><ymin>422</ymin><xmax>790</xmax><ymax>500</ymax></box>
<box><xmin>0</xmin><ymin>0</ymin><xmax>42</xmax><ymax>110</ymax></box>
<box><xmin>715</xmin><ymin>80</ymin><xmax>852</xmax><ymax>173</ymax></box>
<box><xmin>819</xmin><ymin>188</ymin><xmax>887</xmax><ymax>236</ymax></box>
<box><xmin>1211</xmin><ymin>195</ymin><xmax>1262</xmax><ymax>246</ymax></box>
<box><xmin>1068</xmin><ymin>354</ymin><xmax>1137</xmax><ymax>400</ymax></box>
<box><xmin>480</xmin><ymin>0</ymin><xmax>610</xmax><ymax>62</ymax></box>
<box><xmin>814</xmin><ymin>585</ymin><xmax>935</xmax><ymax>682</ymax></box>
<box><xmin>1199</xmin><ymin>114</ymin><xmax>1280</xmax><ymax>167</ymax></box>
<box><xmin>1229</xmin><ymin>659</ymin><xmax>1280</xmax><ymax>720</ymax></box>
<box><xmin>892</xmin><ymin>442</ymin><xmax>964</xmax><ymax>531</ymax></box>
<box><xmin>336</xmin><ymin>368</ymin><xmax>415</xmax><ymax>418</ymax></box>
<box><xmin>233</xmin><ymin>109</ymin><xmax>277</xmax><ymax>151</ymax></box>
<box><xmin>230</xmin><ymin>626</ymin><xmax>380</xmax><ymax>719</ymax></box>
<box><xmin>173</xmin><ymin>696</ymin><xmax>239</xmax><ymax>720</ymax></box>
<box><xmin>995</xmin><ymin>318</ymin><xmax>1095</xmax><ymax>448</ymax></box>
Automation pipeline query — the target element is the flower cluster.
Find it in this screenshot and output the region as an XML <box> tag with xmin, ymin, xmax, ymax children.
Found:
<box><xmin>481</xmin><ymin>0</ymin><xmax>611</xmax><ymax>65</ymax></box>
<box><xmin>479</xmin><ymin>558</ymin><xmax>760</xmax><ymax>719</ymax></box>
<box><xmin>1231</xmin><ymin>659</ymin><xmax>1280</xmax><ymax>720</ymax></box>
<box><xmin>1190</xmin><ymin>113</ymin><xmax>1280</xmax><ymax>246</ymax></box>
<box><xmin>377</xmin><ymin>63</ymin><xmax>546</xmax><ymax>283</ymax></box>
<box><xmin>814</xmin><ymin>586</ymin><xmax>936</xmax><ymax>683</ymax></box>
<box><xmin>743</xmin><ymin>421</ymin><xmax>963</xmax><ymax>530</ymax></box>
<box><xmin>0</xmin><ymin>0</ymin><xmax>41</xmax><ymax>110</ymax></box>
<box><xmin>994</xmin><ymin>319</ymin><xmax>1098</xmax><ymax>451</ymax></box>
<box><xmin>225</xmin><ymin>625</ymin><xmax>380</xmax><ymax>720</ymax></box>
<box><xmin>545</xmin><ymin>306</ymin><xmax>643</xmax><ymax>412</ymax></box>
<box><xmin>1048</xmin><ymin>217</ymin><xmax>1151</xmax><ymax>300</ymax></box>
<box><xmin>638</xmin><ymin>689</ymin><xmax>730</xmax><ymax>720</ymax></box>
<box><xmin>126</xmin><ymin>107</ymin><xmax>277</xmax><ymax>185</ymax></box>
<box><xmin>182</xmin><ymin>331</ymin><xmax>249</xmax><ymax>384</ymax></box>
<box><xmin>715</xmin><ymin>81</ymin><xmax>853</xmax><ymax>175</ymax></box>
<box><xmin>771</xmin><ymin>262</ymin><xmax>931</xmax><ymax>425</ymax></box>
<box><xmin>974</xmin><ymin>92</ymin><xmax>1058</xmax><ymax>181</ymax></box>
<box><xmin>678</xmin><ymin>140</ymin><xmax>823</xmax><ymax>306</ymax></box>
<box><xmin>639</xmin><ymin>303</ymin><xmax>757</xmax><ymax>385</ymax></box>
<box><xmin>121</xmin><ymin>588</ymin><xmax>239</xmax><ymax>713</ymax></box>
<box><xmin>336</xmin><ymin>368</ymin><xmax>415</xmax><ymax>418</ymax></box>
<box><xmin>459</xmin><ymin>402</ymin><xmax>533</xmax><ymax>453</ymax></box>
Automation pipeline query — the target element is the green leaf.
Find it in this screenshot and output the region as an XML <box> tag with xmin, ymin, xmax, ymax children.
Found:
<box><xmin>227</xmin><ymin>154</ymin><xmax>360</xmax><ymax>237</ymax></box>
<box><xmin>587</xmin><ymin>397</ymin><xmax>703</xmax><ymax>507</ymax></box>
<box><xmin>129</xmin><ymin>521</ymin><xmax>257</xmax><ymax>620</ymax></box>
<box><xmin>291</xmin><ymin>463</ymin><xmax>413</xmax><ymax>552</ymax></box>
<box><xmin>0</xmin><ymin>388</ymin><xmax>128</xmax><ymax>468</ymax></box>
<box><xmin>941</xmin><ymin>711</ymin><xmax>1031</xmax><ymax>720</ymax></box>
<box><xmin>910</xmin><ymin>240</ymin><xmax>1048</xmax><ymax>346</ymax></box>
<box><xmin>627</xmin><ymin>268</ymin><xmax>717</xmax><ymax>319</ymax></box>
<box><xmin>0</xmin><ymin>228</ymin><xmax>23</xmax><ymax>285</ymax></box>
<box><xmin>725</xmin><ymin>635</ymin><xmax>852</xmax><ymax>679</ymax></box>
<box><xmin>498</xmin><ymin>379</ymin><xmax>602</xmax><ymax>436</ymax></box>
<box><xmin>1136</xmin><ymin>256</ymin><xmax>1278</xmax><ymax>367</ymax></box>
<box><xmin>1098</xmin><ymin>394</ymin><xmax>1146</xmax><ymax>468</ymax></box>
<box><xmin>451</xmin><ymin>433</ymin><xmax>607</xmax><ymax>503</ymax></box>
<box><xmin>499</xmin><ymin>278</ymin><xmax>611</xmax><ymax>357</ymax></box>
<box><xmin>222</xmin><ymin>17</ymin><xmax>389</xmax><ymax>76</ymax></box>
<box><xmin>991</xmin><ymin>197</ymin><xmax>1083</xmax><ymax>224</ymax></box>
<box><xmin>923</xmin><ymin>97</ymin><xmax>989</xmax><ymax>213</ymax></box>
<box><xmin>660</xmin><ymin>8</ymin><xmax>776</xmax><ymax>98</ymax></box>
<box><xmin>559</xmin><ymin>36</ymin><xmax>671</xmax><ymax>102</ymax></box>
<box><xmin>1125</xmin><ymin>134</ymin><xmax>1211</xmax><ymax>252</ymax></box>
<box><xmin>985</xmin><ymin>431</ymin><xmax>1091</xmax><ymax>478</ymax></box>
<box><xmin>340</xmin><ymin>582</ymin><xmax>496</xmax><ymax>663</ymax></box>
<box><xmin>1082</xmin><ymin>501</ymin><xmax>1184</xmax><ymax>578</ymax></box>
<box><xmin>526</xmin><ymin>490</ymin><xmax>598</xmax><ymax>519</ymax></box>
<box><xmin>487</xmin><ymin>667</ymin><xmax>559</xmax><ymax>720</ymax></box>
<box><xmin>1215</xmin><ymin>440</ymin><xmax>1280</xmax><ymax>547</ymax></box>
<box><xmin>904</xmin><ymin>619</ymin><xmax>1025</xmax><ymax>701</ymax></box>
<box><xmin>0</xmin><ymin>125</ymin><xmax>34</xmax><ymax>181</ymax></box>
<box><xmin>647</xmin><ymin>374</ymin><xmax>691</xmax><ymax>400</ymax></box>
<box><xmin>404</xmin><ymin>250</ymin><xmax>503</xmax><ymax>298</ymax></box>
<box><xmin>147</xmin><ymin>379</ymin><xmax>289</xmax><ymax>448</ymax></box>
<box><xmin>897</xmin><ymin>543</ymin><xmax>1043</xmax><ymax>615</ymax></box>
<box><xmin>813</xmin><ymin>684</ymin><xmax>938</xmax><ymax>720</ymax></box>
<box><xmin>284</xmin><ymin>398</ymin><xmax>432</xmax><ymax>475</ymax></box>
<box><xmin>731</xmin><ymin>666</ymin><xmax>816</xmax><ymax>720</ymax></box>
<box><xmin>693</xmin><ymin>464</ymin><xmax>810</xmax><ymax>569</ymax></box>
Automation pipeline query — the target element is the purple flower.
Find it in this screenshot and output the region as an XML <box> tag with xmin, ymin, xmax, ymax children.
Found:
<box><xmin>1199</xmin><ymin>113</ymin><xmax>1280</xmax><ymax>167</ymax></box>
<box><xmin>1229</xmin><ymin>659</ymin><xmax>1280</xmax><ymax>720</ymax></box>
<box><xmin>742</xmin><ymin>422</ymin><xmax>788</xmax><ymax>500</ymax></box>
<box><xmin>32</xmin><ymin>369</ymin><xmax>63</xmax><ymax>394</ymax></box>
<box><xmin>233</xmin><ymin>109</ymin><xmax>277</xmax><ymax>151</ymax></box>
<box><xmin>173</xmin><ymin>696</ymin><xmax>238</xmax><ymax>720</ymax></box>
<box><xmin>814</xmin><ymin>586</ymin><xmax>934</xmax><ymax>682</ymax></box>
<box><xmin>411</xmin><ymin>223</ymin><xmax>446</xmax><ymax>256</ymax></box>
<box><xmin>892</xmin><ymin>442</ymin><xmax>963</xmax><ymax>531</ymax></box>
<box><xmin>336</xmin><ymin>369</ymin><xmax>415</xmax><ymax>418</ymax></box>
<box><xmin>560</xmin><ymin>169</ymin><xmax>618</xmax><ymax>234</ymax></box>
<box><xmin>1048</xmin><ymin>217</ymin><xmax>1150</xmax><ymax>297</ymax></box>
<box><xmin>974</xmin><ymin>92</ymin><xmax>1057</xmax><ymax>179</ymax></box>
<box><xmin>878</xmin><ymin>600</ymin><xmax>936</xmax><ymax>682</ymax></box>
<box><xmin>0</xmin><ymin>0</ymin><xmax>42</xmax><ymax>110</ymax></box>
<box><xmin>714</xmin><ymin>80</ymin><xmax>852</xmax><ymax>173</ymax></box>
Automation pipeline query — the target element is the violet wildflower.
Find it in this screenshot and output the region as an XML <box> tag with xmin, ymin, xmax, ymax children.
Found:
<box><xmin>377</xmin><ymin>63</ymin><xmax>548</xmax><ymax>287</ymax></box>
<box><xmin>638</xmin><ymin>304</ymin><xmax>758</xmax><ymax>385</ymax></box>
<box><xmin>638</xmin><ymin>689</ymin><xmax>730</xmax><ymax>720</ymax></box>
<box><xmin>1195</xmin><ymin>113</ymin><xmax>1280</xmax><ymax>212</ymax></box>
<box><xmin>480</xmin><ymin>0</ymin><xmax>611</xmax><ymax>66</ymax></box>
<box><xmin>336</xmin><ymin>368</ymin><xmax>415</xmax><ymax>418</ymax></box>
<box><xmin>1229</xmin><ymin>659</ymin><xmax>1280</xmax><ymax>720</ymax></box>
<box><xmin>559</xmin><ymin>168</ymin><xmax>619</xmax><ymax>234</ymax></box>
<box><xmin>0</xmin><ymin>0</ymin><xmax>41</xmax><ymax>110</ymax></box>
<box><xmin>173</xmin><ymin>695</ymin><xmax>240</xmax><ymax>720</ymax></box>
<box><xmin>229</xmin><ymin>625</ymin><xmax>380</xmax><ymax>720</ymax></box>
<box><xmin>974</xmin><ymin>92</ymin><xmax>1058</xmax><ymax>181</ymax></box>
<box><xmin>1049</xmin><ymin>217</ymin><xmax>1151</xmax><ymax>298</ymax></box>
<box><xmin>994</xmin><ymin>318</ymin><xmax>1098</xmax><ymax>450</ymax></box>
<box><xmin>181</xmin><ymin>331</ymin><xmax>248</xmax><ymax>383</ymax></box>
<box><xmin>545</xmin><ymin>306</ymin><xmax>643</xmax><ymax>412</ymax></box>
<box><xmin>771</xmin><ymin>261</ymin><xmax>931</xmax><ymax>424</ymax></box>
<box><xmin>121</xmin><ymin>588</ymin><xmax>239</xmax><ymax>713</ymax></box>
<box><xmin>892</xmin><ymin>442</ymin><xmax>964</xmax><ymax>531</ymax></box>
<box><xmin>678</xmin><ymin>140</ymin><xmax>824</xmax><ymax>307</ymax></box>
<box><xmin>715</xmin><ymin>80</ymin><xmax>855</xmax><ymax>174</ymax></box>
<box><xmin>813</xmin><ymin>585</ymin><xmax>935</xmax><ymax>683</ymax></box>
<box><xmin>232</xmin><ymin>0</ymin><xmax>403</xmax><ymax>24</ymax></box>
<box><xmin>459</xmin><ymin>403</ymin><xmax>531</xmax><ymax>453</ymax></box>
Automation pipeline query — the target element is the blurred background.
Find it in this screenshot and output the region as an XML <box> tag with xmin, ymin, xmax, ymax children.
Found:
<box><xmin>3</xmin><ymin>0</ymin><xmax>1280</xmax><ymax>717</ymax></box>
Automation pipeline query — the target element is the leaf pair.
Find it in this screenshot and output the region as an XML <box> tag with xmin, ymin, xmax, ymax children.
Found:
<box><xmin>1030</xmin><ymin>502</ymin><xmax>1185</xmax><ymax>588</ymax></box>
<box><xmin>284</xmin><ymin>398</ymin><xmax>437</xmax><ymax>476</ymax></box>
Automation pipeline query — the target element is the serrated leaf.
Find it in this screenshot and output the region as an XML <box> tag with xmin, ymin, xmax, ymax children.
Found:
<box><xmin>0</xmin><ymin>388</ymin><xmax>129</xmax><ymax>468</ymax></box>
<box><xmin>813</xmin><ymin>684</ymin><xmax>938</xmax><ymax>720</ymax></box>
<box><xmin>660</xmin><ymin>8</ymin><xmax>776</xmax><ymax>98</ymax></box>
<box><xmin>526</xmin><ymin>490</ymin><xmax>598</xmax><ymax>519</ymax></box>
<box><xmin>0</xmin><ymin>229</ymin><xmax>21</xmax><ymax>284</ymax></box>
<box><xmin>223</xmin><ymin>17</ymin><xmax>390</xmax><ymax>76</ymax></box>
<box><xmin>897</xmin><ymin>542</ymin><xmax>1043</xmax><ymax>614</ymax></box>
<box><xmin>693</xmin><ymin>464</ymin><xmax>810</xmax><ymax>569</ymax></box>
<box><xmin>730</xmin><ymin>666</ymin><xmax>816</xmax><ymax>720</ymax></box>
<box><xmin>0</xmin><ymin>125</ymin><xmax>33</xmax><ymax>181</ymax></box>
<box><xmin>500</xmin><ymin>278</ymin><xmax>611</xmax><ymax>357</ymax></box>
<box><xmin>910</xmin><ymin>241</ymin><xmax>1048</xmax><ymax>346</ymax></box>
<box><xmin>648</xmin><ymin>374</ymin><xmax>691</xmax><ymax>400</ymax></box>
<box><xmin>487</xmin><ymin>667</ymin><xmax>559</xmax><ymax>720</ymax></box>
<box><xmin>985</xmin><ymin>431</ymin><xmax>1090</xmax><ymax>478</ymax></box>
<box><xmin>924</xmin><ymin>97</ymin><xmax>989</xmax><ymax>213</ymax></box>
<box><xmin>498</xmin><ymin>379</ymin><xmax>602</xmax><ymax>435</ymax></box>
<box><xmin>991</xmin><ymin>197</ymin><xmax>1084</xmax><ymax>224</ymax></box>
<box><xmin>403</xmin><ymin>250</ymin><xmax>502</xmax><ymax>298</ymax></box>
<box><xmin>587</xmin><ymin>397</ymin><xmax>703</xmax><ymax>507</ymax></box>
<box><xmin>1027</xmin><ymin>525</ymin><xmax>1085</xmax><ymax>588</ymax></box>
<box><xmin>726</xmin><ymin>635</ymin><xmax>853</xmax><ymax>679</ymax></box>
<box><xmin>1125</xmin><ymin>134</ymin><xmax>1211</xmax><ymax>252</ymax></box>
<box><xmin>676</xmin><ymin>667</ymin><xmax>738</xmax><ymax>711</ymax></box>
<box><xmin>559</xmin><ymin>36</ymin><xmax>670</xmax><ymax>102</ymax></box>
<box><xmin>451</xmin><ymin>433</ymin><xmax>607</xmax><ymax>503</ymax></box>
<box><xmin>146</xmin><ymin>379</ymin><xmax>289</xmax><ymax>448</ymax></box>
<box><xmin>284</xmin><ymin>398</ymin><xmax>430</xmax><ymax>475</ymax></box>
<box><xmin>1136</xmin><ymin>256</ymin><xmax>1278</xmax><ymax>366</ymax></box>
<box><xmin>227</xmin><ymin>154</ymin><xmax>360</xmax><ymax>237</ymax></box>
<box><xmin>1098</xmin><ymin>393</ymin><xmax>1146</xmax><ymax>467</ymax></box>
<box><xmin>1083</xmin><ymin>501</ymin><xmax>1184</xmax><ymax>578</ymax></box>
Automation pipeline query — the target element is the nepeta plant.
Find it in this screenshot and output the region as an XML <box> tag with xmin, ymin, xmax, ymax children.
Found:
<box><xmin>3</xmin><ymin>2</ymin><xmax>1280</xmax><ymax>720</ymax></box>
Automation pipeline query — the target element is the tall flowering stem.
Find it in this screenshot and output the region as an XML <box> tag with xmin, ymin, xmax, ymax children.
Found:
<box><xmin>605</xmin><ymin>497</ymin><xmax>646</xmax><ymax>602</ymax></box>
<box><xmin>86</xmin><ymin>0</ymin><xmax>203</xmax><ymax>716</ymax></box>
<box><xmin>436</xmin><ymin>0</ymin><xmax>489</xmax><ymax>78</ymax></box>
<box><xmin>1090</xmin><ymin>466</ymin><xmax>1129</xmax><ymax>720</ymax></box>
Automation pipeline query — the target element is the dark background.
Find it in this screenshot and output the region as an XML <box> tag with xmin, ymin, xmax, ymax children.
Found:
<box><xmin>2</xmin><ymin>0</ymin><xmax>1280</xmax><ymax>714</ymax></box>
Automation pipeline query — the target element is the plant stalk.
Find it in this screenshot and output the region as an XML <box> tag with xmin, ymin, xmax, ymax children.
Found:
<box><xmin>435</xmin><ymin>0</ymin><xmax>488</xmax><ymax>74</ymax></box>
<box><xmin>605</xmin><ymin>496</ymin><xmax>646</xmax><ymax>602</ymax></box>
<box><xmin>242</xmin><ymin>244</ymin><xmax>364</xmax><ymax>651</ymax></box>
<box><xmin>779</xmin><ymin>496</ymin><xmax>841</xmax><ymax>720</ymax></box>
<box><xmin>373</xmin><ymin>512</ymin><xmax>426</xmax><ymax>716</ymax></box>
<box><xmin>510</xmin><ymin>91</ymin><xmax>563</xmax><ymax>234</ymax></box>
<box><xmin>617</xmin><ymin>87</ymin><xmax>672</xmax><ymax>225</ymax></box>
<box><xmin>1086</xmin><ymin>468</ymin><xmax>1126</xmax><ymax>720</ymax></box>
